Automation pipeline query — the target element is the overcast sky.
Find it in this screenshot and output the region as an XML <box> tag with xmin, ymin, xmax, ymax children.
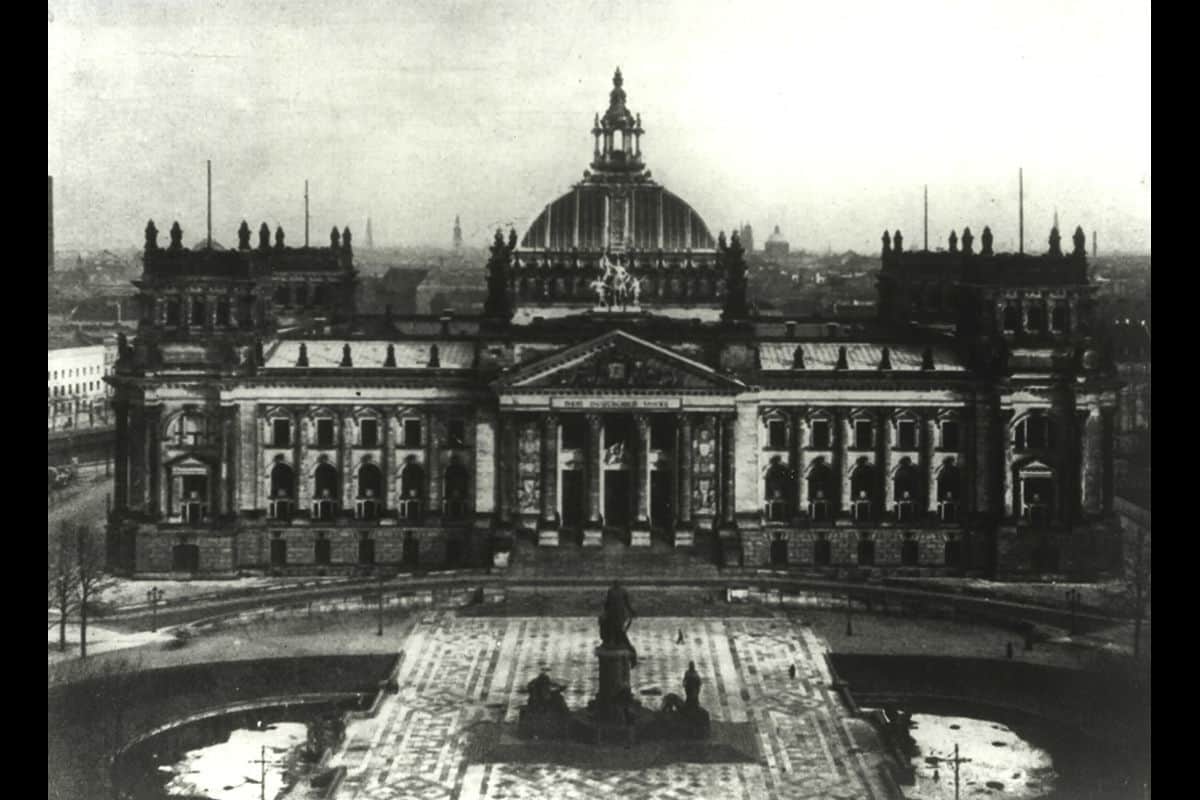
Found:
<box><xmin>48</xmin><ymin>0</ymin><xmax>1150</xmax><ymax>253</ymax></box>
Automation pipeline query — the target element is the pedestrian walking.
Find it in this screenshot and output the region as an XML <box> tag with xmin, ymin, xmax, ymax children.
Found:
<box><xmin>788</xmin><ymin>663</ymin><xmax>796</xmax><ymax>679</ymax></box>
<box><xmin>676</xmin><ymin>628</ymin><xmax>684</xmax><ymax>645</ymax></box>
<box><xmin>1006</xmin><ymin>641</ymin><xmax>1014</xmax><ymax>660</ymax></box>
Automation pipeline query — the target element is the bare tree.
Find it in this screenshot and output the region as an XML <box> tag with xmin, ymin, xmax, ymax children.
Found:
<box><xmin>74</xmin><ymin>523</ymin><xmax>115</xmax><ymax>659</ymax></box>
<box><xmin>49</xmin><ymin>521</ymin><xmax>81</xmax><ymax>652</ymax></box>
<box><xmin>1125</xmin><ymin>525</ymin><xmax>1151</xmax><ymax>661</ymax></box>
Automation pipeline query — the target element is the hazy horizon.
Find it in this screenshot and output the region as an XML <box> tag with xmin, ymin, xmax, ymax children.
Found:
<box><xmin>48</xmin><ymin>0</ymin><xmax>1151</xmax><ymax>254</ymax></box>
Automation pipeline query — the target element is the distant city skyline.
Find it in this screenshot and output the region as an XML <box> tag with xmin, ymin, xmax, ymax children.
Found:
<box><xmin>48</xmin><ymin>0</ymin><xmax>1150</xmax><ymax>254</ymax></box>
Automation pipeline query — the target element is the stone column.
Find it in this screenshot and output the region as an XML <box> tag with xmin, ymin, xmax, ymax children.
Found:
<box><xmin>113</xmin><ymin>399</ymin><xmax>129</xmax><ymax>511</ymax></box>
<box><xmin>720</xmin><ymin>414</ymin><xmax>737</xmax><ymax>528</ymax></box>
<box><xmin>538</xmin><ymin>412</ymin><xmax>559</xmax><ymax>544</ymax></box>
<box><xmin>425</xmin><ymin>411</ymin><xmax>443</xmax><ymax>525</ymax></box>
<box><xmin>1081</xmin><ymin>407</ymin><xmax>1102</xmax><ymax>516</ymax></box>
<box><xmin>222</xmin><ymin>406</ymin><xmax>236</xmax><ymax>516</ymax></box>
<box><xmin>498</xmin><ymin>413</ymin><xmax>517</xmax><ymax>525</ymax></box>
<box><xmin>877</xmin><ymin>408</ymin><xmax>892</xmax><ymax>520</ymax></box>
<box><xmin>630</xmin><ymin>414</ymin><xmax>651</xmax><ymax>546</ymax></box>
<box><xmin>340</xmin><ymin>411</ymin><xmax>355</xmax><ymax>514</ymax></box>
<box><xmin>675</xmin><ymin>414</ymin><xmax>694</xmax><ymax>544</ymax></box>
<box><xmin>924</xmin><ymin>412</ymin><xmax>939</xmax><ymax>515</ymax></box>
<box><xmin>295</xmin><ymin>410</ymin><xmax>309</xmax><ymax>516</ymax></box>
<box><xmin>1101</xmin><ymin>408</ymin><xmax>1115</xmax><ymax>513</ymax></box>
<box><xmin>381</xmin><ymin>407</ymin><xmax>393</xmax><ymax>514</ymax></box>
<box><xmin>794</xmin><ymin>410</ymin><xmax>808</xmax><ymax>517</ymax></box>
<box><xmin>584</xmin><ymin>413</ymin><xmax>604</xmax><ymax>546</ymax></box>
<box><xmin>473</xmin><ymin>409</ymin><xmax>496</xmax><ymax>523</ymax></box>
<box><xmin>1002</xmin><ymin>412</ymin><xmax>1015</xmax><ymax>519</ymax></box>
<box><xmin>128</xmin><ymin>403</ymin><xmax>147</xmax><ymax>512</ymax></box>
<box><xmin>145</xmin><ymin>405</ymin><xmax>161</xmax><ymax>516</ymax></box>
<box><xmin>837</xmin><ymin>410</ymin><xmax>851</xmax><ymax>515</ymax></box>
<box><xmin>237</xmin><ymin>403</ymin><xmax>257</xmax><ymax>513</ymax></box>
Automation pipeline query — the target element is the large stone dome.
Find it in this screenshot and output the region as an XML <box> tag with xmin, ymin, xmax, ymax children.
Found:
<box><xmin>518</xmin><ymin>70</ymin><xmax>716</xmax><ymax>254</ymax></box>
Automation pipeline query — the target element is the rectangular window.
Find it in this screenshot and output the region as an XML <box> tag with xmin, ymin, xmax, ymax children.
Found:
<box><xmin>403</xmin><ymin>419</ymin><xmax>422</xmax><ymax>447</ymax></box>
<box><xmin>272</xmin><ymin>419</ymin><xmax>291</xmax><ymax>448</ymax></box>
<box><xmin>217</xmin><ymin>299</ymin><xmax>231</xmax><ymax>326</ymax></box>
<box><xmin>360</xmin><ymin>419</ymin><xmax>379</xmax><ymax>448</ymax></box>
<box><xmin>447</xmin><ymin>419</ymin><xmax>466</xmax><ymax>448</ymax></box>
<box><xmin>941</xmin><ymin>421</ymin><xmax>960</xmax><ymax>451</ymax></box>
<box><xmin>191</xmin><ymin>298</ymin><xmax>206</xmax><ymax>326</ymax></box>
<box><xmin>316</xmin><ymin>418</ymin><xmax>335</xmax><ymax>448</ymax></box>
<box><xmin>810</xmin><ymin>420</ymin><xmax>831</xmax><ymax>450</ymax></box>
<box><xmin>166</xmin><ymin>300</ymin><xmax>181</xmax><ymax>326</ymax></box>
<box><xmin>897</xmin><ymin>420</ymin><xmax>917</xmax><ymax>450</ymax></box>
<box><xmin>767</xmin><ymin>420</ymin><xmax>787</xmax><ymax>450</ymax></box>
<box><xmin>649</xmin><ymin>418</ymin><xmax>673</xmax><ymax>451</ymax></box>
<box><xmin>854</xmin><ymin>420</ymin><xmax>873</xmax><ymax>450</ymax></box>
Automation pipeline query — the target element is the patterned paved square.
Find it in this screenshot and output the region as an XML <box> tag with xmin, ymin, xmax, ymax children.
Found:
<box><xmin>327</xmin><ymin>614</ymin><xmax>897</xmax><ymax>800</ymax></box>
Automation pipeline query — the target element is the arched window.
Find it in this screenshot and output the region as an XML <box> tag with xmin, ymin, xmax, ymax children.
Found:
<box><xmin>763</xmin><ymin>463</ymin><xmax>792</xmax><ymax>522</ymax></box>
<box><xmin>807</xmin><ymin>461</ymin><xmax>833</xmax><ymax>521</ymax></box>
<box><xmin>1051</xmin><ymin>303</ymin><xmax>1069</xmax><ymax>332</ymax></box>
<box><xmin>173</xmin><ymin>413</ymin><xmax>209</xmax><ymax>446</ymax></box>
<box><xmin>312</xmin><ymin>463</ymin><xmax>339</xmax><ymax>520</ymax></box>
<box><xmin>269</xmin><ymin>462</ymin><xmax>295</xmax><ymax>520</ymax></box>
<box><xmin>444</xmin><ymin>462</ymin><xmax>470</xmax><ymax>520</ymax></box>
<box><xmin>937</xmin><ymin>463</ymin><xmax>961</xmax><ymax>523</ymax></box>
<box><xmin>1015</xmin><ymin>415</ymin><xmax>1055</xmax><ymax>450</ymax></box>
<box><xmin>399</xmin><ymin>462</ymin><xmax>425</xmax><ymax>521</ymax></box>
<box><xmin>356</xmin><ymin>463</ymin><xmax>383</xmax><ymax>520</ymax></box>
<box><xmin>893</xmin><ymin>460</ymin><xmax>920</xmax><ymax>522</ymax></box>
<box><xmin>850</xmin><ymin>462</ymin><xmax>876</xmax><ymax>521</ymax></box>
<box><xmin>1002</xmin><ymin>302</ymin><xmax>1020</xmax><ymax>332</ymax></box>
<box><xmin>1027</xmin><ymin>301</ymin><xmax>1047</xmax><ymax>333</ymax></box>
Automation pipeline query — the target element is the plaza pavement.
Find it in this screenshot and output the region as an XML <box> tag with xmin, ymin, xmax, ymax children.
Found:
<box><xmin>328</xmin><ymin>612</ymin><xmax>898</xmax><ymax>800</ymax></box>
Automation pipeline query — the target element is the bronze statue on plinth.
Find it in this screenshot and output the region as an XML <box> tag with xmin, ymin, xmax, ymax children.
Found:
<box><xmin>598</xmin><ymin>579</ymin><xmax>638</xmax><ymax>667</ymax></box>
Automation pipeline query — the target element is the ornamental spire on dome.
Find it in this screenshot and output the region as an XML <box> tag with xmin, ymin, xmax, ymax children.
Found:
<box><xmin>591</xmin><ymin>68</ymin><xmax>645</xmax><ymax>176</ymax></box>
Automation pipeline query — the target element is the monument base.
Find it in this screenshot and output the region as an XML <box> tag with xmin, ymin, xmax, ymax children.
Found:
<box><xmin>673</xmin><ymin>526</ymin><xmax>694</xmax><ymax>548</ymax></box>
<box><xmin>582</xmin><ymin>526</ymin><xmax>604</xmax><ymax>547</ymax></box>
<box><xmin>538</xmin><ymin>528</ymin><xmax>560</xmax><ymax>547</ymax></box>
<box><xmin>629</xmin><ymin>525</ymin><xmax>652</xmax><ymax>547</ymax></box>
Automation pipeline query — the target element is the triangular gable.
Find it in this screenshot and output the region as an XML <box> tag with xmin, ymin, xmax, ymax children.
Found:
<box><xmin>163</xmin><ymin>454</ymin><xmax>212</xmax><ymax>473</ymax></box>
<box><xmin>493</xmin><ymin>330</ymin><xmax>745</xmax><ymax>392</ymax></box>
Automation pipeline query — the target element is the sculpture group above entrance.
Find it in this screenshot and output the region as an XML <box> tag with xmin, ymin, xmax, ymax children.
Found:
<box><xmin>591</xmin><ymin>253</ymin><xmax>643</xmax><ymax>311</ymax></box>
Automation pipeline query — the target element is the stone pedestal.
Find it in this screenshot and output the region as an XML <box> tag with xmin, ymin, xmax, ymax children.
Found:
<box><xmin>594</xmin><ymin>646</ymin><xmax>633</xmax><ymax>704</ymax></box>
<box><xmin>629</xmin><ymin>526</ymin><xmax>652</xmax><ymax>547</ymax></box>
<box><xmin>582</xmin><ymin>526</ymin><xmax>604</xmax><ymax>547</ymax></box>
<box><xmin>673</xmin><ymin>524</ymin><xmax>694</xmax><ymax>548</ymax></box>
<box><xmin>538</xmin><ymin>528</ymin><xmax>561</xmax><ymax>547</ymax></box>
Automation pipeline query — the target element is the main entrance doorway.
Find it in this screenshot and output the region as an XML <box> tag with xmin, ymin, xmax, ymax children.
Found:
<box><xmin>561</xmin><ymin>470</ymin><xmax>586</xmax><ymax>527</ymax></box>
<box><xmin>650</xmin><ymin>471</ymin><xmax>673</xmax><ymax>530</ymax></box>
<box><xmin>604</xmin><ymin>471</ymin><xmax>631</xmax><ymax>527</ymax></box>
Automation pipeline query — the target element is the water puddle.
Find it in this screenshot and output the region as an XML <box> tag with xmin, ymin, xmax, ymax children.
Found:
<box><xmin>905</xmin><ymin>714</ymin><xmax>1057</xmax><ymax>799</ymax></box>
<box><xmin>160</xmin><ymin>722</ymin><xmax>307</xmax><ymax>800</ymax></box>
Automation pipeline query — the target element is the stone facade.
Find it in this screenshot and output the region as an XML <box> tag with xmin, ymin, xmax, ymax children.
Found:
<box><xmin>107</xmin><ymin>69</ymin><xmax>1123</xmax><ymax>579</ymax></box>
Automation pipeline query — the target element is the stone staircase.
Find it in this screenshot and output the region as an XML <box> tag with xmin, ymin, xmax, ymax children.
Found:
<box><xmin>506</xmin><ymin>528</ymin><xmax>721</xmax><ymax>580</ymax></box>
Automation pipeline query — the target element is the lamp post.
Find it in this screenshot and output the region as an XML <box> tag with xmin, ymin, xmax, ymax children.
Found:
<box><xmin>1066</xmin><ymin>588</ymin><xmax>1080</xmax><ymax>636</ymax></box>
<box><xmin>845</xmin><ymin>590</ymin><xmax>854</xmax><ymax>636</ymax></box>
<box><xmin>146</xmin><ymin>586</ymin><xmax>164</xmax><ymax>632</ymax></box>
<box><xmin>377</xmin><ymin>571</ymin><xmax>385</xmax><ymax>637</ymax></box>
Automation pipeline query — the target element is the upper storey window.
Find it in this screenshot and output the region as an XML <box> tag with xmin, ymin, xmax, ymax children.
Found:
<box><xmin>403</xmin><ymin>419</ymin><xmax>423</xmax><ymax>448</ymax></box>
<box><xmin>767</xmin><ymin>419</ymin><xmax>787</xmax><ymax>450</ymax></box>
<box><xmin>173</xmin><ymin>414</ymin><xmax>209</xmax><ymax>447</ymax></box>
<box><xmin>810</xmin><ymin>419</ymin><xmax>831</xmax><ymax>450</ymax></box>
<box><xmin>896</xmin><ymin>420</ymin><xmax>917</xmax><ymax>450</ymax></box>
<box><xmin>360</xmin><ymin>419</ymin><xmax>379</xmax><ymax>448</ymax></box>
<box><xmin>940</xmin><ymin>421</ymin><xmax>960</xmax><ymax>451</ymax></box>
<box><xmin>853</xmin><ymin>420</ymin><xmax>874</xmax><ymax>450</ymax></box>
<box><xmin>272</xmin><ymin>419</ymin><xmax>291</xmax><ymax>448</ymax></box>
<box><xmin>1015</xmin><ymin>416</ymin><xmax>1054</xmax><ymax>450</ymax></box>
<box><xmin>316</xmin><ymin>418</ymin><xmax>335</xmax><ymax>449</ymax></box>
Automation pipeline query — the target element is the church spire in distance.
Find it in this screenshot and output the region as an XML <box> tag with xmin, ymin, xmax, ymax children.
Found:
<box><xmin>453</xmin><ymin>215</ymin><xmax>463</xmax><ymax>249</ymax></box>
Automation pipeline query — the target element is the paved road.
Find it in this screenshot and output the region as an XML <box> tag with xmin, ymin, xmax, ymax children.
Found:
<box><xmin>47</xmin><ymin>473</ymin><xmax>112</xmax><ymax>537</ymax></box>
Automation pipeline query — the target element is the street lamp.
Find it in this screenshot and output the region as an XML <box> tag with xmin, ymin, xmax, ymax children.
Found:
<box><xmin>146</xmin><ymin>586</ymin><xmax>165</xmax><ymax>632</ymax></box>
<box><xmin>1065</xmin><ymin>588</ymin><xmax>1080</xmax><ymax>636</ymax></box>
<box><xmin>845</xmin><ymin>591</ymin><xmax>854</xmax><ymax>636</ymax></box>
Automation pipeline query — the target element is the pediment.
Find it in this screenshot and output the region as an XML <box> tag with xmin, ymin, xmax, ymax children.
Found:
<box><xmin>493</xmin><ymin>330</ymin><xmax>745</xmax><ymax>392</ymax></box>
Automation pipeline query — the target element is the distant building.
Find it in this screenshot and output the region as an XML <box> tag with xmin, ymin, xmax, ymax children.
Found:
<box><xmin>764</xmin><ymin>225</ymin><xmax>790</xmax><ymax>258</ymax></box>
<box><xmin>48</xmin><ymin>341</ymin><xmax>116</xmax><ymax>431</ymax></box>
<box><xmin>739</xmin><ymin>222</ymin><xmax>754</xmax><ymax>253</ymax></box>
<box><xmin>366</xmin><ymin>217</ymin><xmax>375</xmax><ymax>249</ymax></box>
<box><xmin>453</xmin><ymin>215</ymin><xmax>463</xmax><ymax>250</ymax></box>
